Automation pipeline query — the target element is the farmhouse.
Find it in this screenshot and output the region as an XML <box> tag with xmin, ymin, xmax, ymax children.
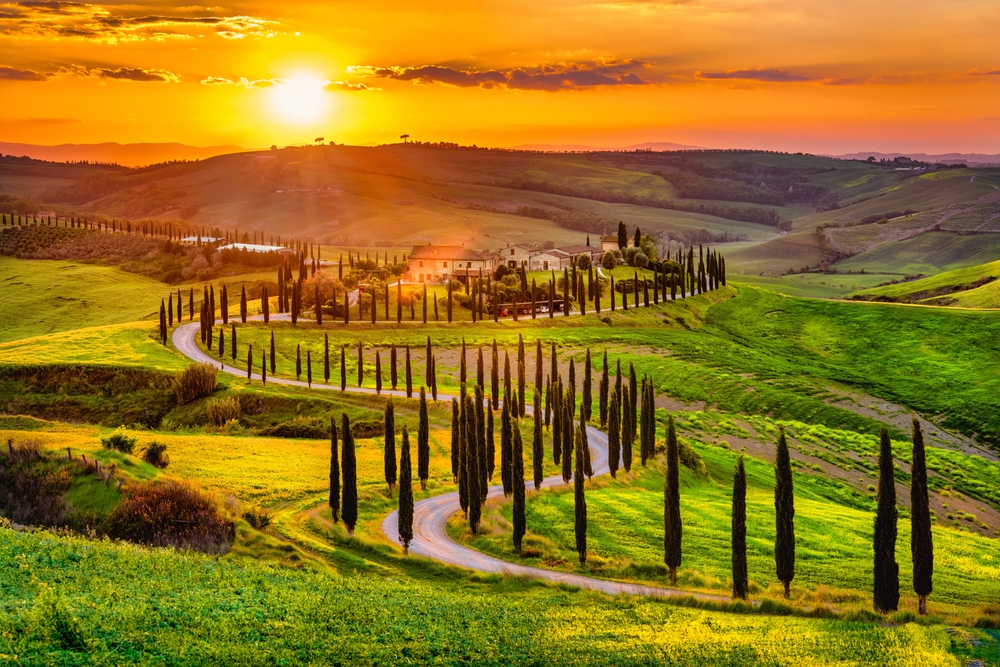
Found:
<box><xmin>499</xmin><ymin>243</ymin><xmax>536</xmax><ymax>269</ymax></box>
<box><xmin>409</xmin><ymin>245</ymin><xmax>496</xmax><ymax>283</ymax></box>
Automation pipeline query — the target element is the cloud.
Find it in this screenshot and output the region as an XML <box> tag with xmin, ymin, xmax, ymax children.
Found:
<box><xmin>58</xmin><ymin>64</ymin><xmax>178</xmax><ymax>82</ymax></box>
<box><xmin>347</xmin><ymin>59</ymin><xmax>653</xmax><ymax>91</ymax></box>
<box><xmin>696</xmin><ymin>68</ymin><xmax>813</xmax><ymax>83</ymax></box>
<box><xmin>325</xmin><ymin>80</ymin><xmax>378</xmax><ymax>91</ymax></box>
<box><xmin>969</xmin><ymin>68</ymin><xmax>1000</xmax><ymax>77</ymax></box>
<box><xmin>0</xmin><ymin>64</ymin><xmax>47</xmax><ymax>80</ymax></box>
<box><xmin>200</xmin><ymin>76</ymin><xmax>282</xmax><ymax>88</ymax></box>
<box><xmin>0</xmin><ymin>2</ymin><xmax>278</xmax><ymax>42</ymax></box>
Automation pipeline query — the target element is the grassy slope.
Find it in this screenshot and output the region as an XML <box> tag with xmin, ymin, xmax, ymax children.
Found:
<box><xmin>4</xmin><ymin>528</ymin><xmax>988</xmax><ymax>667</ymax></box>
<box><xmin>838</xmin><ymin>232</ymin><xmax>1000</xmax><ymax>274</ymax></box>
<box><xmin>733</xmin><ymin>273</ymin><xmax>900</xmax><ymax>299</ymax></box>
<box><xmin>851</xmin><ymin>259</ymin><xmax>1000</xmax><ymax>303</ymax></box>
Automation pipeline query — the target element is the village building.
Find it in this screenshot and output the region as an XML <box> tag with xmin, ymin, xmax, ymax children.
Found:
<box><xmin>408</xmin><ymin>245</ymin><xmax>496</xmax><ymax>283</ymax></box>
<box><xmin>499</xmin><ymin>243</ymin><xmax>536</xmax><ymax>268</ymax></box>
<box><xmin>600</xmin><ymin>233</ymin><xmax>631</xmax><ymax>252</ymax></box>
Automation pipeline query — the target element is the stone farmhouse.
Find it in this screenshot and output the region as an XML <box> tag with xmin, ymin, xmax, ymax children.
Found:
<box><xmin>408</xmin><ymin>245</ymin><xmax>497</xmax><ymax>283</ymax></box>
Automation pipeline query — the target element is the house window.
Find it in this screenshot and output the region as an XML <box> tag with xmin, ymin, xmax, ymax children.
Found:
<box><xmin>467</xmin><ymin>262</ymin><xmax>472</xmax><ymax>268</ymax></box>
<box><xmin>443</xmin><ymin>261</ymin><xmax>448</xmax><ymax>268</ymax></box>
<box><xmin>419</xmin><ymin>261</ymin><xmax>424</xmax><ymax>267</ymax></box>
<box><xmin>543</xmin><ymin>261</ymin><xmax>549</xmax><ymax>270</ymax></box>
<box><xmin>510</xmin><ymin>249</ymin><xmax>515</xmax><ymax>255</ymax></box>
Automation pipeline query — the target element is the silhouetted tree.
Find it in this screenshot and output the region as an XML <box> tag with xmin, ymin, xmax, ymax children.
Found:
<box><xmin>532</xmin><ymin>388</ymin><xmax>544</xmax><ymax>489</ymax></box>
<box><xmin>512</xmin><ymin>423</ymin><xmax>526</xmax><ymax>553</ymax></box>
<box><xmin>341</xmin><ymin>413</ymin><xmax>358</xmax><ymax>533</ymax></box>
<box><xmin>599</xmin><ymin>350</ymin><xmax>609</xmax><ymax>427</ymax></box>
<box><xmin>664</xmin><ymin>415</ymin><xmax>682</xmax><ymax>584</ymax></box>
<box><xmin>398</xmin><ymin>426</ymin><xmax>413</xmax><ymax>554</ymax></box>
<box><xmin>732</xmin><ymin>455</ymin><xmax>748</xmax><ymax>601</ymax></box>
<box><xmin>774</xmin><ymin>426</ymin><xmax>796</xmax><ymax>598</ymax></box>
<box><xmin>418</xmin><ymin>387</ymin><xmax>430</xmax><ymax>489</ymax></box>
<box><xmin>874</xmin><ymin>426</ymin><xmax>900</xmax><ymax>613</ymax></box>
<box><xmin>384</xmin><ymin>399</ymin><xmax>397</xmax><ymax>493</ymax></box>
<box><xmin>910</xmin><ymin>418</ymin><xmax>933</xmax><ymax>615</ymax></box>
<box><xmin>608</xmin><ymin>385</ymin><xmax>621</xmax><ymax>478</ymax></box>
<box><xmin>574</xmin><ymin>426</ymin><xmax>587</xmax><ymax>564</ymax></box>
<box><xmin>240</xmin><ymin>286</ymin><xmax>247</xmax><ymax>323</ymax></box>
<box><xmin>329</xmin><ymin>417</ymin><xmax>340</xmax><ymax>522</ymax></box>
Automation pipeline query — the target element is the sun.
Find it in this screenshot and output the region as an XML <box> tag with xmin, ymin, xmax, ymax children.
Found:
<box><xmin>269</xmin><ymin>75</ymin><xmax>329</xmax><ymax>124</ymax></box>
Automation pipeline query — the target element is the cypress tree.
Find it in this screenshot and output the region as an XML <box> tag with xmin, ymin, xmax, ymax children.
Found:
<box><xmin>329</xmin><ymin>417</ymin><xmax>340</xmax><ymax>522</ymax></box>
<box><xmin>231</xmin><ymin>324</ymin><xmax>237</xmax><ymax>360</ymax></box>
<box><xmin>261</xmin><ymin>351</ymin><xmax>267</xmax><ymax>385</ymax></box>
<box><xmin>574</xmin><ymin>426</ymin><xmax>587</xmax><ymax>565</ymax></box>
<box><xmin>664</xmin><ymin>415</ymin><xmax>682</xmax><ymax>584</ymax></box>
<box><xmin>599</xmin><ymin>350</ymin><xmax>609</xmax><ymax>427</ymax></box>
<box><xmin>460</xmin><ymin>338</ymin><xmax>467</xmax><ymax>385</ymax></box>
<box><xmin>732</xmin><ymin>455</ymin><xmax>749</xmax><ymax>601</ymax></box>
<box><xmin>500</xmin><ymin>396</ymin><xmax>513</xmax><ymax>495</ymax></box>
<box><xmin>240</xmin><ymin>286</ymin><xmax>247</xmax><ymax>323</ymax></box>
<box><xmin>341</xmin><ymin>414</ymin><xmax>358</xmax><ymax>533</ymax></box>
<box><xmin>324</xmin><ymin>334</ymin><xmax>330</xmax><ymax>383</ymax></box>
<box><xmin>491</xmin><ymin>339</ymin><xmax>500</xmax><ymax>409</ymax></box>
<box><xmin>218</xmin><ymin>328</ymin><xmax>224</xmax><ymax>358</ymax></box>
<box><xmin>405</xmin><ymin>345</ymin><xmax>413</xmax><ymax>398</ymax></box>
<box><xmin>246</xmin><ymin>345</ymin><xmax>253</xmax><ymax>380</ymax></box>
<box><xmin>629</xmin><ymin>363</ymin><xmax>638</xmax><ymax>427</ymax></box>
<box><xmin>552</xmin><ymin>379</ymin><xmax>563</xmax><ymax>465</ymax></box>
<box><xmin>874</xmin><ymin>426</ymin><xmax>900</xmax><ymax>613</ymax></box>
<box><xmin>582</xmin><ymin>348</ymin><xmax>592</xmax><ymax>422</ymax></box>
<box><xmin>561</xmin><ymin>401</ymin><xmax>572</xmax><ymax>484</ymax></box>
<box><xmin>640</xmin><ymin>378</ymin><xmax>654</xmax><ymax>466</ymax></box>
<box><xmin>357</xmin><ymin>341</ymin><xmax>363</xmax><ymax>387</ymax></box>
<box><xmin>270</xmin><ymin>331</ymin><xmax>276</xmax><ymax>374</ymax></box>
<box><xmin>910</xmin><ymin>418</ymin><xmax>933</xmax><ymax>615</ymax></box>
<box><xmin>477</xmin><ymin>346</ymin><xmax>485</xmax><ymax>389</ymax></box>
<box><xmin>487</xmin><ymin>401</ymin><xmax>496</xmax><ymax>479</ymax></box>
<box><xmin>550</xmin><ymin>340</ymin><xmax>558</xmax><ymax>391</ymax></box>
<box><xmin>458</xmin><ymin>396</ymin><xmax>469</xmax><ymax>515</ymax></box>
<box><xmin>532</xmin><ymin>388</ymin><xmax>544</xmax><ymax>489</ymax></box>
<box><xmin>544</xmin><ymin>376</ymin><xmax>552</xmax><ymax>429</ymax></box>
<box><xmin>474</xmin><ymin>384</ymin><xmax>488</xmax><ymax>500</ymax></box>
<box><xmin>375</xmin><ymin>351</ymin><xmax>383</xmax><ymax>394</ymax></box>
<box><xmin>159</xmin><ymin>299</ymin><xmax>167</xmax><ymax>344</ymax></box>
<box><xmin>608</xmin><ymin>385</ymin><xmax>621</xmax><ymax>478</ymax></box>
<box><xmin>340</xmin><ymin>345</ymin><xmax>347</xmax><ymax>391</ymax></box>
<box><xmin>307</xmin><ymin>350</ymin><xmax>312</xmax><ymax>387</ymax></box>
<box><xmin>430</xmin><ymin>354</ymin><xmax>438</xmax><ymax>400</ymax></box>
<box><xmin>504</xmin><ymin>352</ymin><xmax>512</xmax><ymax>405</ymax></box>
<box><xmin>189</xmin><ymin>288</ymin><xmax>195</xmax><ymax>321</ymax></box>
<box><xmin>398</xmin><ymin>425</ymin><xmax>413</xmax><ymax>553</ymax></box>
<box><xmin>517</xmin><ymin>355</ymin><xmax>526</xmax><ymax>417</ymax></box>
<box><xmin>774</xmin><ymin>426</ymin><xmax>796</xmax><ymax>598</ymax></box>
<box><xmin>512</xmin><ymin>423</ymin><xmax>526</xmax><ymax>553</ymax></box>
<box><xmin>425</xmin><ymin>337</ymin><xmax>432</xmax><ymax>387</ymax></box>
<box><xmin>580</xmin><ymin>408</ymin><xmax>593</xmax><ymax>479</ymax></box>
<box><xmin>418</xmin><ymin>387</ymin><xmax>430</xmax><ymax>489</ymax></box>
<box><xmin>263</xmin><ymin>286</ymin><xmax>270</xmax><ymax>323</ymax></box>
<box><xmin>168</xmin><ymin>293</ymin><xmax>174</xmax><ymax>327</ymax></box>
<box><xmin>621</xmin><ymin>384</ymin><xmax>633</xmax><ymax>472</ymax></box>
<box><xmin>383</xmin><ymin>399</ymin><xmax>397</xmax><ymax>494</ymax></box>
<box><xmin>466</xmin><ymin>395</ymin><xmax>482</xmax><ymax>532</ymax></box>
<box><xmin>534</xmin><ymin>339</ymin><xmax>543</xmax><ymax>395</ymax></box>
<box><xmin>451</xmin><ymin>398</ymin><xmax>460</xmax><ymax>483</ymax></box>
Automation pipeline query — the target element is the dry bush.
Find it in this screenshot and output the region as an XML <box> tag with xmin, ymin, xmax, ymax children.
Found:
<box><xmin>174</xmin><ymin>363</ymin><xmax>217</xmax><ymax>405</ymax></box>
<box><xmin>206</xmin><ymin>397</ymin><xmax>240</xmax><ymax>427</ymax></box>
<box><xmin>142</xmin><ymin>441</ymin><xmax>169</xmax><ymax>468</ymax></box>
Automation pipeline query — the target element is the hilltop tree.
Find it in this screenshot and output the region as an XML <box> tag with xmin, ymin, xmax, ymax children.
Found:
<box><xmin>398</xmin><ymin>426</ymin><xmax>413</xmax><ymax>554</ymax></box>
<box><xmin>384</xmin><ymin>399</ymin><xmax>397</xmax><ymax>494</ymax></box>
<box><xmin>874</xmin><ymin>426</ymin><xmax>900</xmax><ymax>613</ymax></box>
<box><xmin>329</xmin><ymin>417</ymin><xmax>340</xmax><ymax>522</ymax></box>
<box><xmin>732</xmin><ymin>455</ymin><xmax>748</xmax><ymax>601</ymax></box>
<box><xmin>633</xmin><ymin>226</ymin><xmax>641</xmax><ymax>251</ymax></box>
<box><xmin>664</xmin><ymin>415</ymin><xmax>682</xmax><ymax>584</ymax></box>
<box><xmin>512</xmin><ymin>423</ymin><xmax>526</xmax><ymax>553</ymax></box>
<box><xmin>532</xmin><ymin>389</ymin><xmax>544</xmax><ymax>489</ymax></box>
<box><xmin>574</xmin><ymin>426</ymin><xmax>587</xmax><ymax>565</ymax></box>
<box><xmin>417</xmin><ymin>387</ymin><xmax>430</xmax><ymax>489</ymax></box>
<box><xmin>774</xmin><ymin>426</ymin><xmax>796</xmax><ymax>598</ymax></box>
<box><xmin>910</xmin><ymin>418</ymin><xmax>933</xmax><ymax>615</ymax></box>
<box><xmin>608</xmin><ymin>385</ymin><xmax>621</xmax><ymax>478</ymax></box>
<box><xmin>341</xmin><ymin>413</ymin><xmax>358</xmax><ymax>533</ymax></box>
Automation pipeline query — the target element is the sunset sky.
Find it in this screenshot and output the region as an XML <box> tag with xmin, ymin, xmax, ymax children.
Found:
<box><xmin>2</xmin><ymin>0</ymin><xmax>999</xmax><ymax>154</ymax></box>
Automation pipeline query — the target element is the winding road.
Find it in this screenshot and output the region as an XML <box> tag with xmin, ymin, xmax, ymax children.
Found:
<box><xmin>172</xmin><ymin>310</ymin><xmax>726</xmax><ymax>602</ymax></box>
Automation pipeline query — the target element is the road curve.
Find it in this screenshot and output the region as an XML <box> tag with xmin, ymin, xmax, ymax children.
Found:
<box><xmin>172</xmin><ymin>316</ymin><xmax>728</xmax><ymax>602</ymax></box>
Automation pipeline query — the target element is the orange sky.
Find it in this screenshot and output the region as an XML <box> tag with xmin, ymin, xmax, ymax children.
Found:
<box><xmin>2</xmin><ymin>0</ymin><xmax>999</xmax><ymax>154</ymax></box>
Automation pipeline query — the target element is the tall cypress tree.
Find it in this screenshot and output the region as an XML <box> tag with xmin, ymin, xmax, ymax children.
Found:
<box><xmin>599</xmin><ymin>350</ymin><xmax>609</xmax><ymax>427</ymax></box>
<box><xmin>240</xmin><ymin>285</ymin><xmax>247</xmax><ymax>323</ymax></box>
<box><xmin>608</xmin><ymin>385</ymin><xmax>621</xmax><ymax>478</ymax></box>
<box><xmin>491</xmin><ymin>339</ymin><xmax>500</xmax><ymax>409</ymax></box>
<box><xmin>417</xmin><ymin>387</ymin><xmax>430</xmax><ymax>489</ymax></box>
<box><xmin>375</xmin><ymin>351</ymin><xmax>383</xmax><ymax>394</ymax></box>
<box><xmin>874</xmin><ymin>426</ymin><xmax>900</xmax><ymax>613</ymax></box>
<box><xmin>640</xmin><ymin>378</ymin><xmax>654</xmax><ymax>466</ymax></box>
<box><xmin>500</xmin><ymin>397</ymin><xmax>513</xmax><ymax>495</ymax></box>
<box><xmin>582</xmin><ymin>348</ymin><xmax>592</xmax><ymax>422</ymax></box>
<box><xmin>552</xmin><ymin>378</ymin><xmax>563</xmax><ymax>465</ymax></box>
<box><xmin>231</xmin><ymin>323</ymin><xmax>237</xmax><ymax>361</ymax></box>
<box><xmin>477</xmin><ymin>346</ymin><xmax>485</xmax><ymax>389</ymax></box>
<box><xmin>329</xmin><ymin>417</ymin><xmax>340</xmax><ymax>522</ymax></box>
<box><xmin>512</xmin><ymin>423</ymin><xmax>526</xmax><ymax>553</ymax></box>
<box><xmin>340</xmin><ymin>345</ymin><xmax>347</xmax><ymax>391</ymax></box>
<box><xmin>580</xmin><ymin>409</ymin><xmax>592</xmax><ymax>479</ymax></box>
<box><xmin>517</xmin><ymin>355</ymin><xmax>526</xmax><ymax>417</ymax></box>
<box><xmin>732</xmin><ymin>455</ymin><xmax>748</xmax><ymax>601</ymax></box>
<box><xmin>621</xmin><ymin>384</ymin><xmax>634</xmax><ymax>472</ymax></box>
<box><xmin>159</xmin><ymin>299</ymin><xmax>167</xmax><ymax>344</ymax></box>
<box><xmin>532</xmin><ymin>388</ymin><xmax>544</xmax><ymax>489</ymax></box>
<box><xmin>466</xmin><ymin>395</ymin><xmax>482</xmax><ymax>533</ymax></box>
<box><xmin>398</xmin><ymin>426</ymin><xmax>413</xmax><ymax>554</ymax></box>
<box><xmin>475</xmin><ymin>384</ymin><xmax>488</xmax><ymax>501</ymax></box>
<box><xmin>561</xmin><ymin>401</ymin><xmax>573</xmax><ymax>484</ymax></box>
<box><xmin>405</xmin><ymin>345</ymin><xmax>413</xmax><ymax>398</ymax></box>
<box><xmin>324</xmin><ymin>334</ymin><xmax>330</xmax><ymax>384</ymax></box>
<box><xmin>460</xmin><ymin>338</ymin><xmax>467</xmax><ymax>386</ymax></box>
<box><xmin>384</xmin><ymin>399</ymin><xmax>397</xmax><ymax>494</ymax></box>
<box><xmin>774</xmin><ymin>426</ymin><xmax>796</xmax><ymax>598</ymax></box>
<box><xmin>487</xmin><ymin>402</ymin><xmax>496</xmax><ymax>479</ymax></box>
<box><xmin>306</xmin><ymin>350</ymin><xmax>312</xmax><ymax>387</ymax></box>
<box><xmin>910</xmin><ymin>418</ymin><xmax>933</xmax><ymax>615</ymax></box>
<box><xmin>450</xmin><ymin>398</ymin><xmax>460</xmax><ymax>483</ymax></box>
<box><xmin>341</xmin><ymin>413</ymin><xmax>358</xmax><ymax>533</ymax></box>
<box><xmin>357</xmin><ymin>341</ymin><xmax>364</xmax><ymax>388</ymax></box>
<box><xmin>390</xmin><ymin>343</ymin><xmax>398</xmax><ymax>390</ymax></box>
<box><xmin>535</xmin><ymin>339</ymin><xmax>543</xmax><ymax>396</ymax></box>
<box><xmin>457</xmin><ymin>396</ymin><xmax>469</xmax><ymax>515</ymax></box>
<box><xmin>664</xmin><ymin>415</ymin><xmax>682</xmax><ymax>584</ymax></box>
<box><xmin>270</xmin><ymin>331</ymin><xmax>276</xmax><ymax>374</ymax></box>
<box><xmin>574</xmin><ymin>426</ymin><xmax>587</xmax><ymax>565</ymax></box>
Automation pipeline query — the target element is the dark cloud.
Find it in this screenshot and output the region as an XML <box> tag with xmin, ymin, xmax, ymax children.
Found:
<box><xmin>697</xmin><ymin>68</ymin><xmax>813</xmax><ymax>82</ymax></box>
<box><xmin>325</xmin><ymin>80</ymin><xmax>378</xmax><ymax>91</ymax></box>
<box><xmin>0</xmin><ymin>64</ymin><xmax>47</xmax><ymax>80</ymax></box>
<box><xmin>969</xmin><ymin>68</ymin><xmax>1000</xmax><ymax>77</ymax></box>
<box><xmin>200</xmin><ymin>76</ymin><xmax>281</xmax><ymax>88</ymax></box>
<box><xmin>348</xmin><ymin>60</ymin><xmax>652</xmax><ymax>91</ymax></box>
<box><xmin>0</xmin><ymin>2</ymin><xmax>276</xmax><ymax>41</ymax></box>
<box><xmin>95</xmin><ymin>66</ymin><xmax>177</xmax><ymax>82</ymax></box>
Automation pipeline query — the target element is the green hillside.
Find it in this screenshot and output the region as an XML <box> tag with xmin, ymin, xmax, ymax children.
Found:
<box><xmin>851</xmin><ymin>259</ymin><xmax>1000</xmax><ymax>306</ymax></box>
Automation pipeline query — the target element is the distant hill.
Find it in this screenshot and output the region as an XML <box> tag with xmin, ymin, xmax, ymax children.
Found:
<box><xmin>509</xmin><ymin>141</ymin><xmax>705</xmax><ymax>152</ymax></box>
<box><xmin>833</xmin><ymin>151</ymin><xmax>1000</xmax><ymax>166</ymax></box>
<box><xmin>0</xmin><ymin>142</ymin><xmax>246</xmax><ymax>167</ymax></box>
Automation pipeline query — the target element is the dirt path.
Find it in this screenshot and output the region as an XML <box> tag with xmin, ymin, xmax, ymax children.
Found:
<box><xmin>172</xmin><ymin>317</ymin><xmax>729</xmax><ymax>602</ymax></box>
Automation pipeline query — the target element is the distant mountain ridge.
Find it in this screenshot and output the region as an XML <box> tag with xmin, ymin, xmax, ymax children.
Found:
<box><xmin>0</xmin><ymin>141</ymin><xmax>246</xmax><ymax>167</ymax></box>
<box><xmin>509</xmin><ymin>141</ymin><xmax>705</xmax><ymax>152</ymax></box>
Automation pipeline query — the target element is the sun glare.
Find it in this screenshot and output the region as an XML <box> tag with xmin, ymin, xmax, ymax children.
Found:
<box><xmin>269</xmin><ymin>75</ymin><xmax>329</xmax><ymax>124</ymax></box>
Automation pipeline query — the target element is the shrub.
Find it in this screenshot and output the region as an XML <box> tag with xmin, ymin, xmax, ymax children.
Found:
<box><xmin>206</xmin><ymin>397</ymin><xmax>241</xmax><ymax>426</ymax></box>
<box><xmin>142</xmin><ymin>441</ymin><xmax>169</xmax><ymax>468</ymax></box>
<box><xmin>679</xmin><ymin>440</ymin><xmax>706</xmax><ymax>476</ymax></box>
<box><xmin>101</xmin><ymin>427</ymin><xmax>137</xmax><ymax>454</ymax></box>
<box><xmin>103</xmin><ymin>481</ymin><xmax>233</xmax><ymax>554</ymax></box>
<box><xmin>0</xmin><ymin>446</ymin><xmax>72</xmax><ymax>526</ymax></box>
<box><xmin>242</xmin><ymin>507</ymin><xmax>273</xmax><ymax>529</ymax></box>
<box><xmin>174</xmin><ymin>363</ymin><xmax>217</xmax><ymax>405</ymax></box>
<box><xmin>258</xmin><ymin>416</ymin><xmax>327</xmax><ymax>439</ymax></box>
<box><xmin>352</xmin><ymin>419</ymin><xmax>385</xmax><ymax>439</ymax></box>
<box><xmin>601</xmin><ymin>251</ymin><xmax>618</xmax><ymax>271</ymax></box>
<box><xmin>576</xmin><ymin>254</ymin><xmax>592</xmax><ymax>270</ymax></box>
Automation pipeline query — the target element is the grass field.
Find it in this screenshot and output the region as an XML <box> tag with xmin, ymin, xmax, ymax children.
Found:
<box><xmin>850</xmin><ymin>259</ymin><xmax>1000</xmax><ymax>306</ymax></box>
<box><xmin>733</xmin><ymin>274</ymin><xmax>901</xmax><ymax>299</ymax></box>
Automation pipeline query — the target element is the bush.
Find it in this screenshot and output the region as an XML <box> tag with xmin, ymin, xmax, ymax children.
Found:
<box><xmin>174</xmin><ymin>363</ymin><xmax>217</xmax><ymax>405</ymax></box>
<box><xmin>258</xmin><ymin>416</ymin><xmax>327</xmax><ymax>439</ymax></box>
<box><xmin>679</xmin><ymin>441</ymin><xmax>706</xmax><ymax>476</ymax></box>
<box><xmin>242</xmin><ymin>507</ymin><xmax>273</xmax><ymax>529</ymax></box>
<box><xmin>601</xmin><ymin>251</ymin><xmax>618</xmax><ymax>271</ymax></box>
<box><xmin>103</xmin><ymin>481</ymin><xmax>233</xmax><ymax>554</ymax></box>
<box><xmin>142</xmin><ymin>441</ymin><xmax>169</xmax><ymax>468</ymax></box>
<box><xmin>206</xmin><ymin>397</ymin><xmax>241</xmax><ymax>426</ymax></box>
<box><xmin>352</xmin><ymin>419</ymin><xmax>385</xmax><ymax>439</ymax></box>
<box><xmin>101</xmin><ymin>427</ymin><xmax>137</xmax><ymax>454</ymax></box>
<box><xmin>576</xmin><ymin>254</ymin><xmax>592</xmax><ymax>270</ymax></box>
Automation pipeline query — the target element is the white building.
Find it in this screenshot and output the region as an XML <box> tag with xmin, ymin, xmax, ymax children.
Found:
<box><xmin>409</xmin><ymin>245</ymin><xmax>496</xmax><ymax>283</ymax></box>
